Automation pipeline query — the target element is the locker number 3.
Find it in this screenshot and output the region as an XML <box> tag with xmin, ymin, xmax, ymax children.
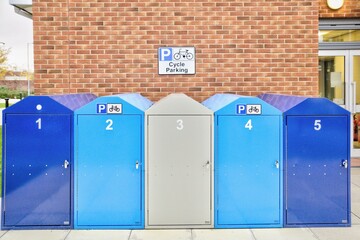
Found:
<box><xmin>177</xmin><ymin>119</ymin><xmax>184</xmax><ymax>130</ymax></box>
<box><xmin>314</xmin><ymin>120</ymin><xmax>321</xmax><ymax>131</ymax></box>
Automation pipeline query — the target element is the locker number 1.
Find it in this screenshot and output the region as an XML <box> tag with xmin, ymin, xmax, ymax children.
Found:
<box><xmin>36</xmin><ymin>118</ymin><xmax>42</xmax><ymax>130</ymax></box>
<box><xmin>314</xmin><ymin>119</ymin><xmax>321</xmax><ymax>131</ymax></box>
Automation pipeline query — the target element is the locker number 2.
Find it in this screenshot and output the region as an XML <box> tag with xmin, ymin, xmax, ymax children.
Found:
<box><xmin>106</xmin><ymin>119</ymin><xmax>113</xmax><ymax>131</ymax></box>
<box><xmin>314</xmin><ymin>119</ymin><xmax>321</xmax><ymax>131</ymax></box>
<box><xmin>36</xmin><ymin>118</ymin><xmax>42</xmax><ymax>130</ymax></box>
<box><xmin>177</xmin><ymin>119</ymin><xmax>184</xmax><ymax>130</ymax></box>
<box><xmin>245</xmin><ymin>119</ymin><xmax>253</xmax><ymax>130</ymax></box>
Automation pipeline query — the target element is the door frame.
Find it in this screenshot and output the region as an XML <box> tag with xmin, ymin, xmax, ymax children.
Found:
<box><xmin>319</xmin><ymin>50</ymin><xmax>360</xmax><ymax>156</ymax></box>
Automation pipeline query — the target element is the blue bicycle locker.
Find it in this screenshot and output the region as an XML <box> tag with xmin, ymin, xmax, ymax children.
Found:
<box><xmin>74</xmin><ymin>93</ymin><xmax>152</xmax><ymax>229</ymax></box>
<box><xmin>203</xmin><ymin>94</ymin><xmax>283</xmax><ymax>228</ymax></box>
<box><xmin>1</xmin><ymin>94</ymin><xmax>96</xmax><ymax>230</ymax></box>
<box><xmin>259</xmin><ymin>94</ymin><xmax>351</xmax><ymax>227</ymax></box>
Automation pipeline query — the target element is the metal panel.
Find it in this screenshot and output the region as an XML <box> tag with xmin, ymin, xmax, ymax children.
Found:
<box><xmin>217</xmin><ymin>116</ymin><xmax>281</xmax><ymax>226</ymax></box>
<box><xmin>147</xmin><ymin>115</ymin><xmax>211</xmax><ymax>226</ymax></box>
<box><xmin>146</xmin><ymin>94</ymin><xmax>213</xmax><ymax>115</ymax></box>
<box><xmin>4</xmin><ymin>114</ymin><xmax>71</xmax><ymax>227</ymax></box>
<box><xmin>50</xmin><ymin>94</ymin><xmax>96</xmax><ymax>111</ymax></box>
<box><xmin>286</xmin><ymin>116</ymin><xmax>349</xmax><ymax>225</ymax></box>
<box><xmin>76</xmin><ymin>115</ymin><xmax>142</xmax><ymax>227</ymax></box>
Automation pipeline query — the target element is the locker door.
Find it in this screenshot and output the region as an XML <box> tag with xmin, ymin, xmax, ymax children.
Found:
<box><xmin>76</xmin><ymin>115</ymin><xmax>142</xmax><ymax>226</ymax></box>
<box><xmin>4</xmin><ymin>114</ymin><xmax>71</xmax><ymax>226</ymax></box>
<box><xmin>148</xmin><ymin>115</ymin><xmax>211</xmax><ymax>226</ymax></box>
<box><xmin>217</xmin><ymin>116</ymin><xmax>281</xmax><ymax>226</ymax></box>
<box><xmin>286</xmin><ymin>116</ymin><xmax>349</xmax><ymax>225</ymax></box>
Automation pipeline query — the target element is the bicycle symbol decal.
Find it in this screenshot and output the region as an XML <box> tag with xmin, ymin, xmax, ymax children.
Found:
<box><xmin>107</xmin><ymin>104</ymin><xmax>122</xmax><ymax>114</ymax></box>
<box><xmin>247</xmin><ymin>106</ymin><xmax>259</xmax><ymax>114</ymax></box>
<box><xmin>246</xmin><ymin>104</ymin><xmax>262</xmax><ymax>115</ymax></box>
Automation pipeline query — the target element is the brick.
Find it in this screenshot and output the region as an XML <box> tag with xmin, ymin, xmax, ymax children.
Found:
<box><xmin>32</xmin><ymin>0</ymin><xmax>322</xmax><ymax>99</ymax></box>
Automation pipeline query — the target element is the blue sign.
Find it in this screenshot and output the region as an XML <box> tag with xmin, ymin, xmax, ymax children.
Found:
<box><xmin>159</xmin><ymin>48</ymin><xmax>173</xmax><ymax>61</ymax></box>
<box><xmin>97</xmin><ymin>104</ymin><xmax>107</xmax><ymax>114</ymax></box>
<box><xmin>237</xmin><ymin>104</ymin><xmax>246</xmax><ymax>115</ymax></box>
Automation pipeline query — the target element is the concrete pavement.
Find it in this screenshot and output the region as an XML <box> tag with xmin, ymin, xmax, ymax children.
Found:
<box><xmin>0</xmin><ymin>167</ymin><xmax>358</xmax><ymax>240</ymax></box>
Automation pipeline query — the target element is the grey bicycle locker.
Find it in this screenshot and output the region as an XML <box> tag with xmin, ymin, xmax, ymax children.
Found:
<box><xmin>145</xmin><ymin>94</ymin><xmax>213</xmax><ymax>228</ymax></box>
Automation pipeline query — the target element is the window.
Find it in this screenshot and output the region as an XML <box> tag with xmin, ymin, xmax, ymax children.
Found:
<box><xmin>319</xmin><ymin>30</ymin><xmax>360</xmax><ymax>43</ymax></box>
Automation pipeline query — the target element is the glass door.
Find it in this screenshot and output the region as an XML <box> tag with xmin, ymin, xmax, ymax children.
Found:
<box><xmin>351</xmin><ymin>50</ymin><xmax>360</xmax><ymax>156</ymax></box>
<box><xmin>319</xmin><ymin>50</ymin><xmax>360</xmax><ymax>156</ymax></box>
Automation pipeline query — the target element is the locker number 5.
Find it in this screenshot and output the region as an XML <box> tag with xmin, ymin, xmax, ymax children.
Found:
<box><xmin>314</xmin><ymin>120</ymin><xmax>321</xmax><ymax>131</ymax></box>
<box><xmin>177</xmin><ymin>119</ymin><xmax>184</xmax><ymax>130</ymax></box>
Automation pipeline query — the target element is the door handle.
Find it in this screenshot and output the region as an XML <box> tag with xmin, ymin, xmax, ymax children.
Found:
<box><xmin>203</xmin><ymin>161</ymin><xmax>210</xmax><ymax>168</ymax></box>
<box><xmin>275</xmin><ymin>160</ymin><xmax>279</xmax><ymax>169</ymax></box>
<box><xmin>136</xmin><ymin>161</ymin><xmax>139</xmax><ymax>170</ymax></box>
<box><xmin>64</xmin><ymin>160</ymin><xmax>70</xmax><ymax>169</ymax></box>
<box><xmin>342</xmin><ymin>160</ymin><xmax>348</xmax><ymax>169</ymax></box>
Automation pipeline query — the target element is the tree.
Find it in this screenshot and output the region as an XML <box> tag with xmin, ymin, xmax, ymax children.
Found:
<box><xmin>0</xmin><ymin>46</ymin><xmax>10</xmax><ymax>79</ymax></box>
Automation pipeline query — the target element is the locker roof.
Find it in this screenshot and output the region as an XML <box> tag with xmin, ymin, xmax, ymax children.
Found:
<box><xmin>146</xmin><ymin>93</ymin><xmax>212</xmax><ymax>115</ymax></box>
<box><xmin>258</xmin><ymin>93</ymin><xmax>350</xmax><ymax>115</ymax></box>
<box><xmin>3</xmin><ymin>94</ymin><xmax>96</xmax><ymax>114</ymax></box>
<box><xmin>75</xmin><ymin>93</ymin><xmax>153</xmax><ymax>114</ymax></box>
<box><xmin>202</xmin><ymin>93</ymin><xmax>281</xmax><ymax>115</ymax></box>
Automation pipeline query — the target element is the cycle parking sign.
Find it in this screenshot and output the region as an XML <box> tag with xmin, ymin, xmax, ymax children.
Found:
<box><xmin>158</xmin><ymin>47</ymin><xmax>195</xmax><ymax>75</ymax></box>
<box><xmin>236</xmin><ymin>104</ymin><xmax>262</xmax><ymax>115</ymax></box>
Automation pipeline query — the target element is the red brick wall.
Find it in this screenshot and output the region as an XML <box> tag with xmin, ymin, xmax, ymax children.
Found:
<box><xmin>33</xmin><ymin>0</ymin><xmax>319</xmax><ymax>101</ymax></box>
<box><xmin>319</xmin><ymin>0</ymin><xmax>360</xmax><ymax>18</ymax></box>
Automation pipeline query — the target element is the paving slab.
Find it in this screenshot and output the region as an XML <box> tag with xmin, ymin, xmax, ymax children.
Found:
<box><xmin>351</xmin><ymin>175</ymin><xmax>360</xmax><ymax>187</ymax></box>
<box><xmin>192</xmin><ymin>229</ymin><xmax>254</xmax><ymax>240</ymax></box>
<box><xmin>352</xmin><ymin>213</ymin><xmax>360</xmax><ymax>225</ymax></box>
<box><xmin>352</xmin><ymin>203</ymin><xmax>360</xmax><ymax>217</ymax></box>
<box><xmin>66</xmin><ymin>230</ymin><xmax>130</xmax><ymax>240</ymax></box>
<box><xmin>0</xmin><ymin>232</ymin><xmax>7</xmax><ymax>238</ymax></box>
<box><xmin>351</xmin><ymin>183</ymin><xmax>360</xmax><ymax>203</ymax></box>
<box><xmin>351</xmin><ymin>168</ymin><xmax>360</xmax><ymax>175</ymax></box>
<box><xmin>130</xmin><ymin>229</ymin><xmax>192</xmax><ymax>240</ymax></box>
<box><xmin>0</xmin><ymin>230</ymin><xmax>69</xmax><ymax>240</ymax></box>
<box><xmin>310</xmin><ymin>225</ymin><xmax>360</xmax><ymax>240</ymax></box>
<box><xmin>252</xmin><ymin>228</ymin><xmax>318</xmax><ymax>240</ymax></box>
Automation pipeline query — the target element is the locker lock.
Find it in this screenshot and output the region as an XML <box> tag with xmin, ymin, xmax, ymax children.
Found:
<box><xmin>136</xmin><ymin>161</ymin><xmax>139</xmax><ymax>170</ymax></box>
<box><xmin>64</xmin><ymin>160</ymin><xmax>70</xmax><ymax>169</ymax></box>
<box><xmin>275</xmin><ymin>160</ymin><xmax>279</xmax><ymax>169</ymax></box>
<box><xmin>342</xmin><ymin>160</ymin><xmax>348</xmax><ymax>169</ymax></box>
<box><xmin>203</xmin><ymin>161</ymin><xmax>210</xmax><ymax>169</ymax></box>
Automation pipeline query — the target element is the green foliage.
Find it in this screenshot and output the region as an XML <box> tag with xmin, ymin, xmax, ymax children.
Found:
<box><xmin>0</xmin><ymin>47</ymin><xmax>10</xmax><ymax>80</ymax></box>
<box><xmin>0</xmin><ymin>87</ymin><xmax>28</xmax><ymax>99</ymax></box>
<box><xmin>0</xmin><ymin>47</ymin><xmax>9</xmax><ymax>65</ymax></box>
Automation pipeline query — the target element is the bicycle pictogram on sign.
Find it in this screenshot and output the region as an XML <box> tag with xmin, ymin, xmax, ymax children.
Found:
<box><xmin>173</xmin><ymin>49</ymin><xmax>194</xmax><ymax>61</ymax></box>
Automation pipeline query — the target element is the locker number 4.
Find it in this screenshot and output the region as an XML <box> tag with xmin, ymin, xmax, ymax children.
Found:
<box><xmin>245</xmin><ymin>119</ymin><xmax>253</xmax><ymax>130</ymax></box>
<box><xmin>314</xmin><ymin>119</ymin><xmax>321</xmax><ymax>131</ymax></box>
